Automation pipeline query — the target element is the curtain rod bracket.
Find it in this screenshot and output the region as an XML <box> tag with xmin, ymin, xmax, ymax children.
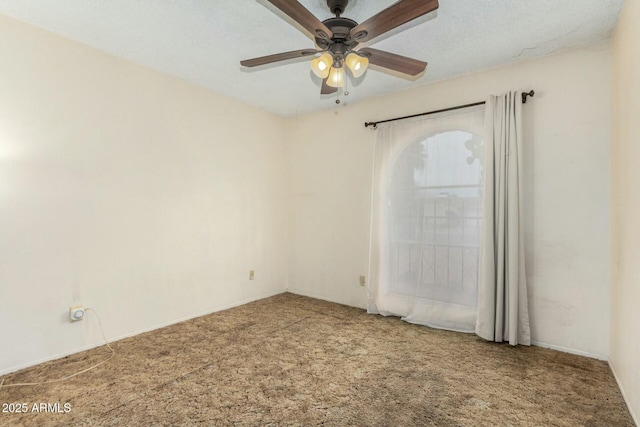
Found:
<box><xmin>522</xmin><ymin>90</ymin><xmax>535</xmax><ymax>104</ymax></box>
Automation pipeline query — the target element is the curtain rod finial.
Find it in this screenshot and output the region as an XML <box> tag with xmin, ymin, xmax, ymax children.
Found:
<box><xmin>522</xmin><ymin>90</ymin><xmax>535</xmax><ymax>104</ymax></box>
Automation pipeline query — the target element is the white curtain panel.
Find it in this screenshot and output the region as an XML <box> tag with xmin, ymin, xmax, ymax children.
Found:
<box><xmin>368</xmin><ymin>107</ymin><xmax>485</xmax><ymax>333</ymax></box>
<box><xmin>476</xmin><ymin>91</ymin><xmax>531</xmax><ymax>346</ymax></box>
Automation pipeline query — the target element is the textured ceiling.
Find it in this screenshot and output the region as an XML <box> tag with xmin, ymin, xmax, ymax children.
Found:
<box><xmin>0</xmin><ymin>0</ymin><xmax>623</xmax><ymax>116</ymax></box>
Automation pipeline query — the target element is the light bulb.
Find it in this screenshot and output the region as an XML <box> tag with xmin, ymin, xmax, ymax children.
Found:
<box><xmin>327</xmin><ymin>67</ymin><xmax>345</xmax><ymax>88</ymax></box>
<box><xmin>345</xmin><ymin>53</ymin><xmax>369</xmax><ymax>78</ymax></box>
<box><xmin>310</xmin><ymin>53</ymin><xmax>333</xmax><ymax>79</ymax></box>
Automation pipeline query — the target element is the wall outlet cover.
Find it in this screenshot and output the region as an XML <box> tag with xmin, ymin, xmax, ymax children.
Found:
<box><xmin>69</xmin><ymin>305</ymin><xmax>85</xmax><ymax>322</ymax></box>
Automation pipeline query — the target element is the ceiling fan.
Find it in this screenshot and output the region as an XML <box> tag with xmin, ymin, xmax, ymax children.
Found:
<box><xmin>240</xmin><ymin>0</ymin><xmax>439</xmax><ymax>96</ymax></box>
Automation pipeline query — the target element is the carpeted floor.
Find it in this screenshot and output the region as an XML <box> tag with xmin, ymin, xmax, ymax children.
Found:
<box><xmin>0</xmin><ymin>293</ymin><xmax>634</xmax><ymax>426</ymax></box>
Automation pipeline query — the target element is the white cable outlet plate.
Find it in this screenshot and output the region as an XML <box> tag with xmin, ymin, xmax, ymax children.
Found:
<box><xmin>69</xmin><ymin>305</ymin><xmax>85</xmax><ymax>322</ymax></box>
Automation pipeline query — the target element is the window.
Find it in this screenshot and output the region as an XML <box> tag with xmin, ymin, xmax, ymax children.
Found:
<box><xmin>368</xmin><ymin>106</ymin><xmax>485</xmax><ymax>332</ymax></box>
<box><xmin>388</xmin><ymin>130</ymin><xmax>483</xmax><ymax>308</ymax></box>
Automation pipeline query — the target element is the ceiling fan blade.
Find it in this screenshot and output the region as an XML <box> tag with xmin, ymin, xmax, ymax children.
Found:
<box><xmin>267</xmin><ymin>0</ymin><xmax>333</xmax><ymax>40</ymax></box>
<box><xmin>350</xmin><ymin>0</ymin><xmax>439</xmax><ymax>43</ymax></box>
<box><xmin>321</xmin><ymin>77</ymin><xmax>338</xmax><ymax>95</ymax></box>
<box><xmin>359</xmin><ymin>48</ymin><xmax>427</xmax><ymax>76</ymax></box>
<box><xmin>240</xmin><ymin>49</ymin><xmax>319</xmax><ymax>67</ymax></box>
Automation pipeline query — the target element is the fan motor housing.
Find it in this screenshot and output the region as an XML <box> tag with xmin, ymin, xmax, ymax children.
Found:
<box><xmin>316</xmin><ymin>17</ymin><xmax>358</xmax><ymax>49</ymax></box>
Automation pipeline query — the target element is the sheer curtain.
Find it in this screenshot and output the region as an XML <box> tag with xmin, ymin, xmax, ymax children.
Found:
<box><xmin>368</xmin><ymin>107</ymin><xmax>485</xmax><ymax>332</ymax></box>
<box><xmin>476</xmin><ymin>91</ymin><xmax>530</xmax><ymax>345</ymax></box>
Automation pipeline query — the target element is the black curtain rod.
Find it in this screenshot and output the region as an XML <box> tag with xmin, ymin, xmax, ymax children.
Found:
<box><xmin>364</xmin><ymin>90</ymin><xmax>535</xmax><ymax>129</ymax></box>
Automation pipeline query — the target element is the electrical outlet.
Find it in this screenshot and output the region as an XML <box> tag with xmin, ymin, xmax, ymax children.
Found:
<box><xmin>69</xmin><ymin>305</ymin><xmax>85</xmax><ymax>322</ymax></box>
<box><xmin>249</xmin><ymin>270</ymin><xmax>255</xmax><ymax>280</ymax></box>
<box><xmin>359</xmin><ymin>275</ymin><xmax>366</xmax><ymax>286</ymax></box>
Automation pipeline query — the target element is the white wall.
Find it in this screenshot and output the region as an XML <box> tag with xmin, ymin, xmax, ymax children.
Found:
<box><xmin>611</xmin><ymin>0</ymin><xmax>640</xmax><ymax>422</ymax></box>
<box><xmin>0</xmin><ymin>15</ymin><xmax>287</xmax><ymax>374</ymax></box>
<box><xmin>287</xmin><ymin>44</ymin><xmax>612</xmax><ymax>359</ymax></box>
<box><xmin>0</xmin><ymin>9</ymin><xmax>618</xmax><ymax>378</ymax></box>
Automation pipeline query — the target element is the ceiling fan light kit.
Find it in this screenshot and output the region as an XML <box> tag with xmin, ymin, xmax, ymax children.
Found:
<box><xmin>241</xmin><ymin>0</ymin><xmax>439</xmax><ymax>98</ymax></box>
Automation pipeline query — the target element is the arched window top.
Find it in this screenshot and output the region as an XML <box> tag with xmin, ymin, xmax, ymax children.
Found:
<box><xmin>391</xmin><ymin>130</ymin><xmax>483</xmax><ymax>197</ymax></box>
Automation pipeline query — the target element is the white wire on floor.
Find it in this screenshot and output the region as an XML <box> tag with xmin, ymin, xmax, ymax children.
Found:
<box><xmin>0</xmin><ymin>308</ymin><xmax>115</xmax><ymax>390</ymax></box>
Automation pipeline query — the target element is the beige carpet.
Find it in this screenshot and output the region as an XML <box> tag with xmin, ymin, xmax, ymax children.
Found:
<box><xmin>0</xmin><ymin>293</ymin><xmax>634</xmax><ymax>426</ymax></box>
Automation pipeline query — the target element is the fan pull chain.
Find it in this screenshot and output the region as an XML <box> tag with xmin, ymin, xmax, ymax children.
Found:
<box><xmin>344</xmin><ymin>74</ymin><xmax>349</xmax><ymax>97</ymax></box>
<box><xmin>335</xmin><ymin>75</ymin><xmax>349</xmax><ymax>105</ymax></box>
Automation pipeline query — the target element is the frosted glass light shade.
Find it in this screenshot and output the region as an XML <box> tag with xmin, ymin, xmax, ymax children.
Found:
<box><xmin>345</xmin><ymin>53</ymin><xmax>369</xmax><ymax>78</ymax></box>
<box><xmin>327</xmin><ymin>66</ymin><xmax>345</xmax><ymax>88</ymax></box>
<box><xmin>310</xmin><ymin>53</ymin><xmax>333</xmax><ymax>78</ymax></box>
